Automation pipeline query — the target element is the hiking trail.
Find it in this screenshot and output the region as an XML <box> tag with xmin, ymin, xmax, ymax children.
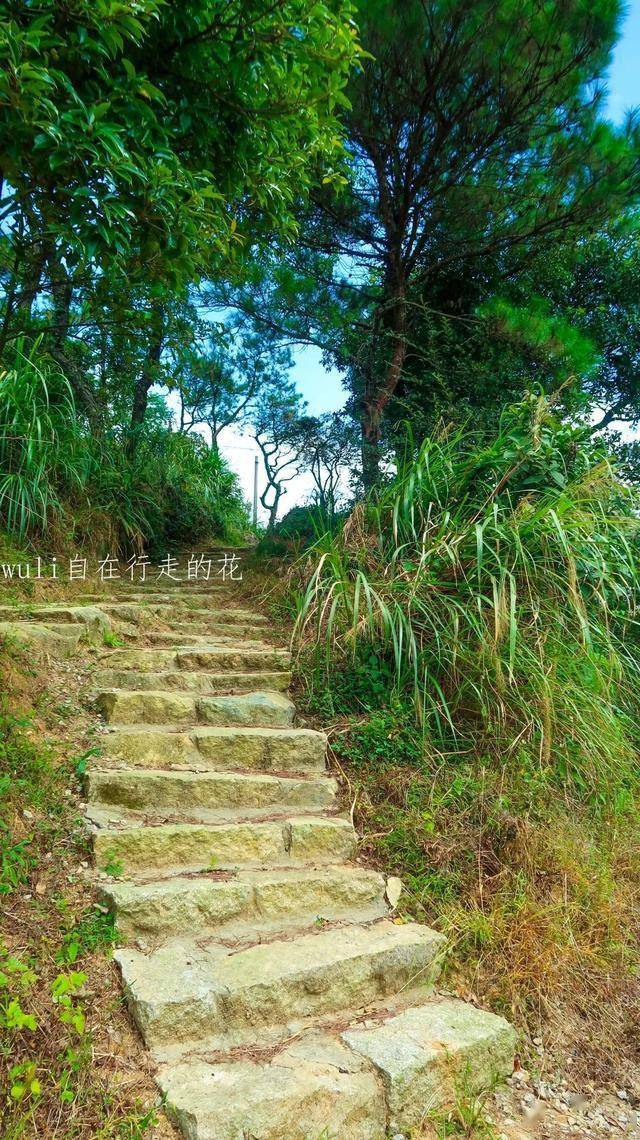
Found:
<box><xmin>2</xmin><ymin>572</ymin><xmax>516</xmax><ymax>1138</ymax></box>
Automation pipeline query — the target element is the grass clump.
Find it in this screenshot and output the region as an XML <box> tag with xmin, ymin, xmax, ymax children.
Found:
<box><xmin>294</xmin><ymin>394</ymin><xmax>640</xmax><ymax>1078</ymax></box>
<box><xmin>0</xmin><ymin>338</ymin><xmax>248</xmax><ymax>554</ymax></box>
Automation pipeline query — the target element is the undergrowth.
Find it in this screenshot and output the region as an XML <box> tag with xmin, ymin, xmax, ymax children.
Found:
<box><xmin>0</xmin><ymin>338</ymin><xmax>248</xmax><ymax>555</ymax></box>
<box><xmin>0</xmin><ymin>635</ymin><xmax>158</xmax><ymax>1137</ymax></box>
<box><xmin>290</xmin><ymin>394</ymin><xmax>640</xmax><ymax>1080</ymax></box>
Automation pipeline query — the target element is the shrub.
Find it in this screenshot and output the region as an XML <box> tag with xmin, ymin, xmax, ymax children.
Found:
<box><xmin>297</xmin><ymin>393</ymin><xmax>640</xmax><ymax>801</ymax></box>
<box><xmin>293</xmin><ymin>395</ymin><xmax>640</xmax><ymax>1074</ymax></box>
<box><xmin>0</xmin><ymin>339</ymin><xmax>248</xmax><ymax>553</ymax></box>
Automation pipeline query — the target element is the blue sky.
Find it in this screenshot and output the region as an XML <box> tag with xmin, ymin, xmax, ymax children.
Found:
<box><xmin>606</xmin><ymin>1</ymin><xmax>640</xmax><ymax>123</ymax></box>
<box><xmin>289</xmin><ymin>3</ymin><xmax>640</xmax><ymax>417</ymax></box>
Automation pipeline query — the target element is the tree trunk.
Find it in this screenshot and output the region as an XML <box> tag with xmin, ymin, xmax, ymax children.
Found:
<box><xmin>361</xmin><ymin>426</ymin><xmax>381</xmax><ymax>491</ymax></box>
<box><xmin>267</xmin><ymin>488</ymin><xmax>281</xmax><ymax>531</ymax></box>
<box><xmin>44</xmin><ymin>242</ymin><xmax>101</xmax><ymax>423</ymax></box>
<box><xmin>360</xmin><ymin>269</ymin><xmax>407</xmax><ymax>491</ymax></box>
<box><xmin>126</xmin><ymin>302</ymin><xmax>164</xmax><ymax>457</ymax></box>
<box><xmin>0</xmin><ymin>232</ymin><xmax>45</xmax><ymax>356</ymax></box>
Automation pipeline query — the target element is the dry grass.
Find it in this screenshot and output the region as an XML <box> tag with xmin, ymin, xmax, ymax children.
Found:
<box><xmin>321</xmin><ymin>715</ymin><xmax>640</xmax><ymax>1088</ymax></box>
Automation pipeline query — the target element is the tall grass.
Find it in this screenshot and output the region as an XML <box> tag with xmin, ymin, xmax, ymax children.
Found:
<box><xmin>0</xmin><ymin>341</ymin><xmax>88</xmax><ymax>539</ymax></box>
<box><xmin>0</xmin><ymin>339</ymin><xmax>248</xmax><ymax>552</ymax></box>
<box><xmin>296</xmin><ymin>394</ymin><xmax>640</xmax><ymax>797</ymax></box>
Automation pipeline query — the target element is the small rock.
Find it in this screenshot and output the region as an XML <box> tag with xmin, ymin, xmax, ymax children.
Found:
<box><xmin>512</xmin><ymin>1068</ymin><xmax>529</xmax><ymax>1084</ymax></box>
<box><xmin>22</xmin><ymin>808</ymin><xmax>34</xmax><ymax>820</ymax></box>
<box><xmin>385</xmin><ymin>876</ymin><xmax>403</xmax><ymax>908</ymax></box>
<box><xmin>616</xmin><ymin>1090</ymin><xmax>628</xmax><ymax>1101</ymax></box>
<box><xmin>532</xmin><ymin>1035</ymin><xmax>542</xmax><ymax>1046</ymax></box>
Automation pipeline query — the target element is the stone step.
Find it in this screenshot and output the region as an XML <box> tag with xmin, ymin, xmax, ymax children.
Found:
<box><xmin>103</xmin><ymin>646</ymin><xmax>290</xmax><ymax>672</ymax></box>
<box><xmin>164</xmin><ymin>620</ymin><xmax>260</xmax><ymax>638</ymax></box>
<box><xmin>115</xmin><ymin>920</ymin><xmax>446</xmax><ymax>1054</ymax></box>
<box><xmin>142</xmin><ymin>631</ymin><xmax>274</xmax><ymax>648</ymax></box>
<box><xmin>74</xmin><ymin>589</ymin><xmax>235</xmax><ymax>611</ymax></box>
<box><xmin>99</xmin><ymin>725</ymin><xmax>326</xmax><ymax>773</ymax></box>
<box><xmin>0</xmin><ymin>620</ymin><xmax>85</xmax><ymax>653</ymax></box>
<box><xmin>342</xmin><ymin>998</ymin><xmax>516</xmax><ymax>1133</ymax></box>
<box><xmin>162</xmin><ymin>622</ymin><xmax>262</xmax><ymax>640</ymax></box>
<box><xmin>95</xmin><ymin>602</ymin><xmax>266</xmax><ymax>622</ymax></box>
<box><xmin>158</xmin><ymin>1036</ymin><xmax>385</xmax><ymax>1140</ymax></box>
<box><xmin>97</xmin><ymin>689</ymin><xmax>295</xmax><ymax>728</ymax></box>
<box><xmin>101</xmin><ymin>865</ymin><xmax>387</xmax><ymax>940</ymax></box>
<box><xmin>93</xmin><ymin>668</ymin><xmax>291</xmax><ymax>695</ymax></box>
<box><xmin>0</xmin><ymin>603</ymin><xmax>110</xmax><ymax>634</ymax></box>
<box><xmin>92</xmin><ymin>815</ymin><xmax>356</xmax><ymax>875</ymax></box>
<box><xmin>87</xmin><ymin>767</ymin><xmax>337</xmax><ymax>816</ymax></box>
<box><xmin>156</xmin><ymin>999</ymin><xmax>515</xmax><ymax>1140</ymax></box>
<box><xmin>77</xmin><ymin>592</ymin><xmax>227</xmax><ymax>607</ymax></box>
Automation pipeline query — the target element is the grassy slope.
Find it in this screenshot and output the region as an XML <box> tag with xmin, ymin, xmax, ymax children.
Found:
<box><xmin>0</xmin><ymin>583</ymin><xmax>172</xmax><ymax>1138</ymax></box>
<box><xmin>254</xmin><ymin>557</ymin><xmax>640</xmax><ymax>1099</ymax></box>
<box><xmin>274</xmin><ymin>404</ymin><xmax>640</xmax><ymax>1092</ymax></box>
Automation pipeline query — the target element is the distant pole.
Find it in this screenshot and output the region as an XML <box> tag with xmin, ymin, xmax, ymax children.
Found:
<box><xmin>252</xmin><ymin>455</ymin><xmax>258</xmax><ymax>527</ymax></box>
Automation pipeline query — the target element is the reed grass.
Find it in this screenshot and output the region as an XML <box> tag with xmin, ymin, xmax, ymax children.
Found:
<box><xmin>296</xmin><ymin>394</ymin><xmax>640</xmax><ymax>794</ymax></box>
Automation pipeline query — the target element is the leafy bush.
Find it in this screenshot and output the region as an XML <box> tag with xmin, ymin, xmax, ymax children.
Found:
<box><xmin>0</xmin><ymin>339</ymin><xmax>248</xmax><ymax>553</ymax></box>
<box><xmin>297</xmin><ymin>394</ymin><xmax>640</xmax><ymax>799</ymax></box>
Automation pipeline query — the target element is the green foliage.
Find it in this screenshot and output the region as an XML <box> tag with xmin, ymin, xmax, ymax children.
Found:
<box><xmin>0</xmin><ymin>648</ymin><xmax>158</xmax><ymax>1135</ymax></box>
<box><xmin>101</xmin><ymin>852</ymin><xmax>124</xmax><ymax>879</ymax></box>
<box><xmin>291</xmin><ymin>392</ymin><xmax>640</xmax><ymax>1066</ymax></box>
<box><xmin>0</xmin><ymin>701</ymin><xmax>68</xmax><ymax>897</ymax></box>
<box><xmin>0</xmin><ymin>339</ymin><xmax>248</xmax><ymax>551</ymax></box>
<box><xmin>238</xmin><ymin>0</ymin><xmax>640</xmax><ymax>481</ymax></box>
<box><xmin>297</xmin><ymin>394</ymin><xmax>640</xmax><ymax>797</ymax></box>
<box><xmin>0</xmin><ymin>0</ymin><xmax>360</xmax><ymax>282</ymax></box>
<box><xmin>57</xmin><ymin>906</ymin><xmax>117</xmax><ymax>966</ymax></box>
<box><xmin>0</xmin><ymin>0</ymin><xmax>360</xmax><ymax>548</ymax></box>
<box><xmin>0</xmin><ymin>340</ymin><xmax>85</xmax><ymax>539</ymax></box>
<box><xmin>0</xmin><ymin>946</ymin><xmax>88</xmax><ymax>1108</ymax></box>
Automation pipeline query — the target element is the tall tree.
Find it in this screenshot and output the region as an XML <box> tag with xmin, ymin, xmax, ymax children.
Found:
<box><xmin>0</xmin><ymin>0</ymin><xmax>360</xmax><ymax>438</ymax></box>
<box><xmin>251</xmin><ymin>382</ymin><xmax>308</xmax><ymax>529</ymax></box>
<box><xmin>224</xmin><ymin>0</ymin><xmax>640</xmax><ymax>484</ymax></box>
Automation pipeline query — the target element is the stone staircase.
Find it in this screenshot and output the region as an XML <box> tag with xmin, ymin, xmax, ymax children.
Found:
<box><xmin>3</xmin><ymin>578</ymin><xmax>517</xmax><ymax>1137</ymax></box>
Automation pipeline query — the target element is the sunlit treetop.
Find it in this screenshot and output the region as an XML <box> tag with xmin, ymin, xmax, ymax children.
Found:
<box><xmin>0</xmin><ymin>0</ymin><xmax>360</xmax><ymax>283</ymax></box>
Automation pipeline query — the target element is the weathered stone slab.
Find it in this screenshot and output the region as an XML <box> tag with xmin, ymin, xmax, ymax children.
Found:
<box><xmin>0</xmin><ymin>602</ymin><xmax>110</xmax><ymax>634</ymax></box>
<box><xmin>96</xmin><ymin>689</ymin><xmax>295</xmax><ymax>728</ymax></box>
<box><xmin>96</xmin><ymin>602</ymin><xmax>266</xmax><ymax>622</ymax></box>
<box><xmin>342</xmin><ymin>998</ymin><xmax>516</xmax><ymax>1130</ymax></box>
<box><xmin>145</xmin><ymin>631</ymin><xmax>274</xmax><ymax>648</ymax></box>
<box><xmin>102</xmin><ymin>866</ymin><xmax>386</xmax><ymax>939</ymax></box>
<box><xmin>92</xmin><ymin>815</ymin><xmax>356</xmax><ymax>874</ymax></box>
<box><xmin>86</xmin><ymin>767</ymin><xmax>337</xmax><ymax>814</ymax></box>
<box><xmin>93</xmin><ymin>668</ymin><xmax>291</xmax><ymax>694</ymax></box>
<box><xmin>158</xmin><ymin>1035</ymin><xmax>386</xmax><ymax>1139</ymax></box>
<box><xmin>103</xmin><ymin>646</ymin><xmax>290</xmax><ymax>672</ymax></box>
<box><xmin>0</xmin><ymin>620</ymin><xmax>84</xmax><ymax>654</ymax></box>
<box><xmin>115</xmin><ymin>920</ymin><xmax>445</xmax><ymax>1051</ymax></box>
<box><xmin>100</xmin><ymin>724</ymin><xmax>326</xmax><ymax>773</ymax></box>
